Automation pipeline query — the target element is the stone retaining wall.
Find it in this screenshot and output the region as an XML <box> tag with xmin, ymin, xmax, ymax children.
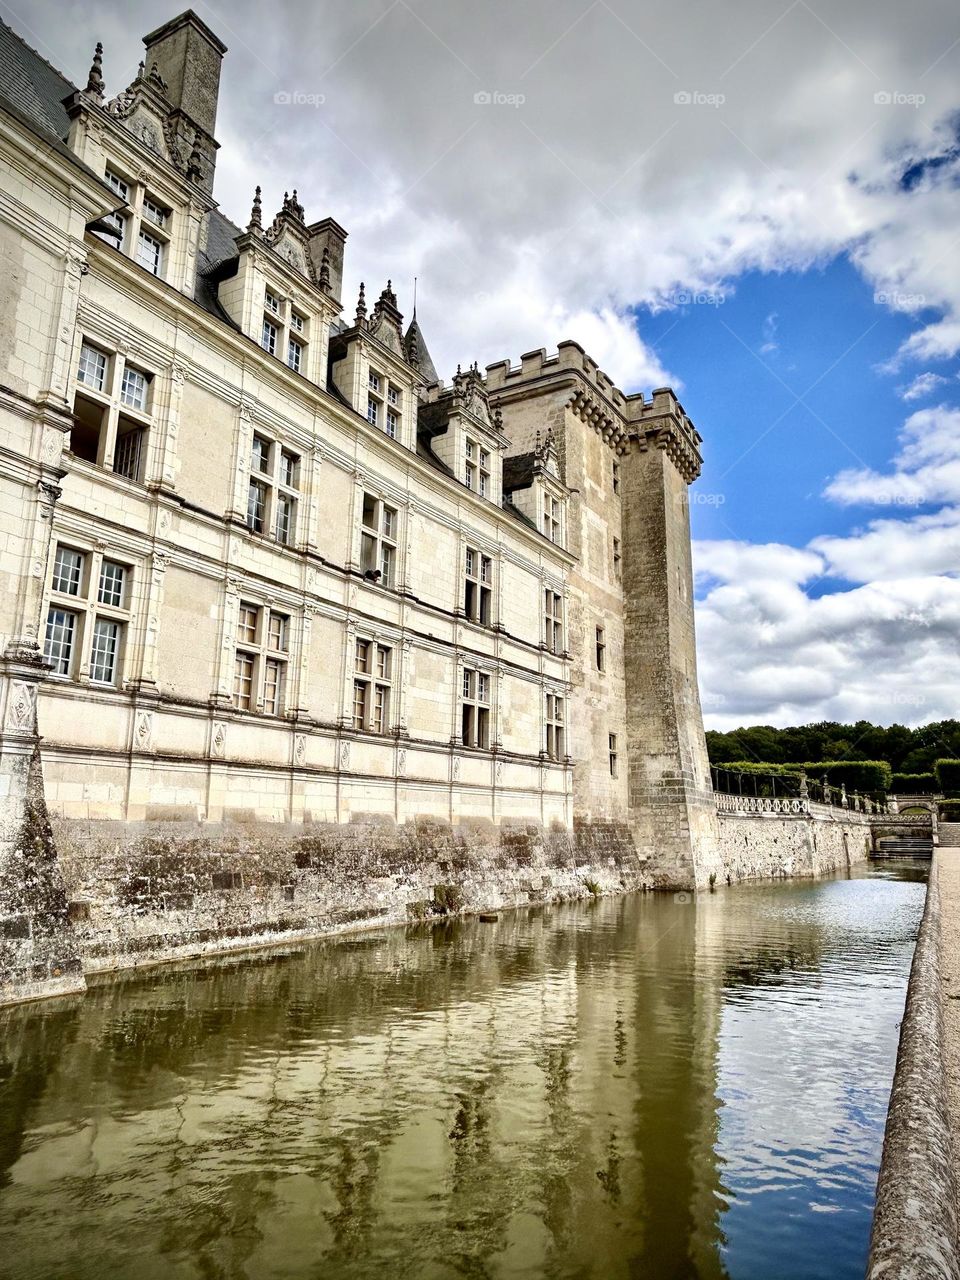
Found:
<box><xmin>714</xmin><ymin>808</ymin><xmax>872</xmax><ymax>883</ymax></box>
<box><xmin>38</xmin><ymin>814</ymin><xmax>646</xmax><ymax>981</ymax></box>
<box><xmin>867</xmin><ymin>855</ymin><xmax>960</xmax><ymax>1279</ymax></box>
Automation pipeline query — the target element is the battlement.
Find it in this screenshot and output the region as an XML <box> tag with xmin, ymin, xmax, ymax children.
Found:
<box><xmin>485</xmin><ymin>341</ymin><xmax>637</xmax><ymax>416</ymax></box>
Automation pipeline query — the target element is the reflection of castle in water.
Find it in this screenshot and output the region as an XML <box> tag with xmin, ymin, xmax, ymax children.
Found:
<box><xmin>1</xmin><ymin>879</ymin><xmax>916</xmax><ymax>1279</ymax></box>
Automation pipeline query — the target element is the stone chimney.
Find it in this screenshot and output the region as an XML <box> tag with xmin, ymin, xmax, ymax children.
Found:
<box><xmin>142</xmin><ymin>10</ymin><xmax>227</xmax><ymax>140</ymax></box>
<box><xmin>307</xmin><ymin>219</ymin><xmax>348</xmax><ymax>304</ymax></box>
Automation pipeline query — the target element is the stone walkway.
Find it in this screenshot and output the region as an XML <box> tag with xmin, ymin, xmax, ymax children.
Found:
<box><xmin>939</xmin><ymin>846</ymin><xmax>960</xmax><ymax>1236</ymax></box>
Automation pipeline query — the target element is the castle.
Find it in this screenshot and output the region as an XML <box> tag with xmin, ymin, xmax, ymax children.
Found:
<box><xmin>0</xmin><ymin>10</ymin><xmax>719</xmax><ymax>1002</ymax></box>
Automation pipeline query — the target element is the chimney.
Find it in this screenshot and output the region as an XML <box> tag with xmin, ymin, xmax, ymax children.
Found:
<box><xmin>142</xmin><ymin>10</ymin><xmax>227</xmax><ymax>140</ymax></box>
<box><xmin>307</xmin><ymin>219</ymin><xmax>348</xmax><ymax>304</ymax></box>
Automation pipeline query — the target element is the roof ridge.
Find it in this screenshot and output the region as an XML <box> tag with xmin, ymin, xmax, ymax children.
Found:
<box><xmin>0</xmin><ymin>18</ymin><xmax>77</xmax><ymax>95</ymax></box>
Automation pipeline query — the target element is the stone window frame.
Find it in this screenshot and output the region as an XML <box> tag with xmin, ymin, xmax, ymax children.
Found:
<box><xmin>259</xmin><ymin>286</ymin><xmax>311</xmax><ymax>377</ymax></box>
<box><xmin>464</xmin><ymin>436</ymin><xmax>491</xmax><ymax>498</ymax></box>
<box><xmin>70</xmin><ymin>334</ymin><xmax>156</xmax><ymax>483</ymax></box>
<box><xmin>612</xmin><ymin>461</ymin><xmax>621</xmax><ymax>496</ymax></box>
<box><xmin>233</xmin><ymin>599</ymin><xmax>291</xmax><ymax>715</ymax></box>
<box><xmin>461</xmin><ymin>664</ymin><xmax>493</xmax><ymax>750</ymax></box>
<box><xmin>367</xmin><ymin>365</ymin><xmax>402</xmax><ymax>441</ymax></box>
<box><xmin>596</xmin><ymin>624</ymin><xmax>606</xmax><ymax>671</ymax></box>
<box><xmin>352</xmin><ymin>635</ymin><xmax>394</xmax><ymax>734</ymax></box>
<box><xmin>608</xmin><ymin>732</ymin><xmax>619</xmax><ymax>777</ymax></box>
<box><xmin>544</xmin><ymin>690</ymin><xmax>566</xmax><ymax>761</ymax></box>
<box><xmin>98</xmin><ymin>164</ymin><xmax>173</xmax><ymax>280</ymax></box>
<box><xmin>245</xmin><ymin>431</ymin><xmax>301</xmax><ymax>547</ymax></box>
<box><xmin>359</xmin><ymin>489</ymin><xmax>399</xmax><ymax>588</ymax></box>
<box><xmin>612</xmin><ymin>536</ymin><xmax>622</xmax><ymax>582</ymax></box>
<box><xmin>463</xmin><ymin>544</ymin><xmax>493</xmax><ymax>627</ymax></box>
<box><xmin>43</xmin><ymin>540</ymin><xmax>134</xmax><ymax>687</ymax></box>
<box><xmin>543</xmin><ymin>587</ymin><xmax>564</xmax><ymax>655</ymax></box>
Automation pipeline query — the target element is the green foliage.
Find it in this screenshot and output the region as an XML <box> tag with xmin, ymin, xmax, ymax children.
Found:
<box><xmin>706</xmin><ymin>720</ymin><xmax>960</xmax><ymax>777</ymax></box>
<box><xmin>715</xmin><ymin>759</ymin><xmax>891</xmax><ymax>792</ymax></box>
<box><xmin>935</xmin><ymin>760</ymin><xmax>960</xmax><ymax>797</ymax></box>
<box><xmin>890</xmin><ymin>772</ymin><xmax>939</xmax><ymax>794</ymax></box>
<box><xmin>940</xmin><ymin>800</ymin><xmax>960</xmax><ymax>819</ymax></box>
<box><xmin>714</xmin><ymin>761</ymin><xmax>801</xmax><ymax>775</ymax></box>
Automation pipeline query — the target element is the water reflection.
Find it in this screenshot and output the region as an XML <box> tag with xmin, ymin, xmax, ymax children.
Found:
<box><xmin>0</xmin><ymin>863</ymin><xmax>924</xmax><ymax>1280</ymax></box>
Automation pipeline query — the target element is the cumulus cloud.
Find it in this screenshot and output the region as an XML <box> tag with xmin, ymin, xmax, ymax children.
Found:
<box><xmin>824</xmin><ymin>406</ymin><xmax>960</xmax><ymax>507</ymax></box>
<box><xmin>899</xmin><ymin>371</ymin><xmax>948</xmax><ymax>400</ymax></box>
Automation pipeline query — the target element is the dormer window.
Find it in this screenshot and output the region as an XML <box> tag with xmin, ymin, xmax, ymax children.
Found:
<box><xmin>261</xmin><ymin>318</ymin><xmax>279</xmax><ymax>355</ymax></box>
<box><xmin>465</xmin><ymin>438</ymin><xmax>491</xmax><ymax>496</ymax></box>
<box><xmin>97</xmin><ymin>165</ymin><xmax>173</xmax><ymax>280</ymax></box>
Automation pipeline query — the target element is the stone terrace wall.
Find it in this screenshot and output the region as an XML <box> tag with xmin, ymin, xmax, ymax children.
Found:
<box><xmin>51</xmin><ymin>814</ymin><xmax>646</xmax><ymax>975</ymax></box>
<box><xmin>715</xmin><ymin>808</ymin><xmax>873</xmax><ymax>883</ymax></box>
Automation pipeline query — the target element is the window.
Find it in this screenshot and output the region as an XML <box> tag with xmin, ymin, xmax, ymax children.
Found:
<box><xmin>360</xmin><ymin>492</ymin><xmax>398</xmax><ymax>587</ymax></box>
<box><xmin>261</xmin><ymin>318</ymin><xmax>278</xmax><ymax>355</ymax></box>
<box><xmin>46</xmin><ymin>543</ymin><xmax>132</xmax><ymax>684</ymax></box>
<box><xmin>369</xmin><ymin>370</ymin><xmax>381</xmax><ymax>393</ymax></box>
<box><xmin>98</xmin><ymin>560</ymin><xmax>126</xmax><ymax>607</ymax></box>
<box><xmin>613</xmin><ymin>462</ymin><xmax>621</xmax><ymax>495</ymax></box>
<box><xmin>287</xmin><ymin>336</ymin><xmax>303</xmax><ymax>373</ymax></box>
<box><xmin>106</xmin><ymin>170</ymin><xmax>128</xmax><ymax>200</ymax></box>
<box><xmin>52</xmin><ymin>546</ymin><xmax>83</xmax><ymax>596</ymax></box>
<box><xmin>464</xmin><ymin>547</ymin><xmax>492</xmax><ymax>625</ymax></box>
<box><xmin>544</xmin><ymin>590</ymin><xmax>563</xmax><ymax>654</ymax></box>
<box><xmin>120</xmin><ymin>365</ymin><xmax>149</xmax><ymax>411</ymax></box>
<box><xmin>609</xmin><ymin>733</ymin><xmax>619</xmax><ymax>778</ymax></box>
<box><xmin>136</xmin><ymin>228</ymin><xmax>163</xmax><ymax>275</ymax></box>
<box><xmin>247</xmin><ymin>479</ymin><xmax>267</xmax><ymax>534</ymax></box>
<box><xmin>544</xmin><ymin>494</ymin><xmax>562</xmax><ymax>544</ymax></box>
<box><xmin>252</xmin><ymin>435</ymin><xmax>271</xmax><ymax>474</ymax></box>
<box><xmin>113</xmin><ymin>420</ymin><xmax>146</xmax><ymax>481</ymax></box>
<box><xmin>90</xmin><ymin>617</ymin><xmax>121</xmax><ymax>684</ymax></box>
<box><xmin>353</xmin><ymin>637</ymin><xmax>392</xmax><ymax>732</ymax></box>
<box><xmin>245</xmin><ymin>436</ymin><xmax>299</xmax><ymax>544</ymax></box>
<box><xmin>387</xmin><ymin>385</ymin><xmax>399</xmax><ymax>406</ymax></box>
<box><xmin>290</xmin><ymin>311</ymin><xmax>305</xmax><ymax>334</ymax></box>
<box><xmin>545</xmin><ymin>693</ymin><xmax>565</xmax><ymax>760</ymax></box>
<box><xmin>596</xmin><ymin>625</ymin><xmax>606</xmax><ymax>671</ymax></box>
<box><xmin>386</xmin><ymin>408</ymin><xmax>399</xmax><ymax>439</ymax></box>
<box><xmin>234</xmin><ymin>602</ymin><xmax>289</xmax><ymax>714</ymax></box>
<box><xmin>461</xmin><ymin>667</ymin><xmax>491</xmax><ymax>749</ymax></box>
<box><xmin>367</xmin><ymin>398</ymin><xmax>379</xmax><ymax>426</ymax></box>
<box><xmin>265</xmin><ymin>289</ymin><xmax>281</xmax><ymax>315</ymax></box>
<box><xmin>613</xmin><ymin>537</ymin><xmax>622</xmax><ymax>582</ymax></box>
<box><xmin>44</xmin><ymin>607</ymin><xmax>76</xmax><ymax>676</ymax></box>
<box><xmin>77</xmin><ymin>342</ymin><xmax>107</xmax><ymax>392</ymax></box>
<box><xmin>142</xmin><ymin>196</ymin><xmax>168</xmax><ymax>228</ymax></box>
<box><xmin>465</xmin><ymin>439</ymin><xmax>490</xmax><ymax>494</ymax></box>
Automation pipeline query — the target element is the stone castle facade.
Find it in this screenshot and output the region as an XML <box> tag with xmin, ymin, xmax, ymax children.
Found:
<box><xmin>0</xmin><ymin>11</ymin><xmax>719</xmax><ymax>1002</ymax></box>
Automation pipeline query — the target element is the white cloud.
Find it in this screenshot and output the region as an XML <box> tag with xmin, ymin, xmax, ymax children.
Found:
<box><xmin>899</xmin><ymin>371</ymin><xmax>948</xmax><ymax>400</ymax></box>
<box><xmin>824</xmin><ymin>406</ymin><xmax>960</xmax><ymax>508</ymax></box>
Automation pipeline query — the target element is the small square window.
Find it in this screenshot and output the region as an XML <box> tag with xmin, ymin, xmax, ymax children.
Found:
<box><xmin>120</xmin><ymin>365</ymin><xmax>148</xmax><ymax>412</ymax></box>
<box><xmin>77</xmin><ymin>342</ymin><xmax>107</xmax><ymax>392</ymax></box>
<box><xmin>52</xmin><ymin>546</ymin><xmax>83</xmax><ymax>596</ymax></box>
<box><xmin>105</xmin><ymin>170</ymin><xmax>128</xmax><ymax>199</ymax></box>
<box><xmin>290</xmin><ymin>312</ymin><xmax>305</xmax><ymax>334</ymax></box>
<box><xmin>98</xmin><ymin>560</ymin><xmax>126</xmax><ymax>607</ymax></box>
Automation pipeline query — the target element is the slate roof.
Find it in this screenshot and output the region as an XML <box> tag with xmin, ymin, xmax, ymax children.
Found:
<box><xmin>403</xmin><ymin>312</ymin><xmax>439</xmax><ymax>385</ymax></box>
<box><xmin>0</xmin><ymin>20</ymin><xmax>73</xmax><ymax>139</ymax></box>
<box><xmin>502</xmin><ymin>452</ymin><xmax>536</xmax><ymax>493</ymax></box>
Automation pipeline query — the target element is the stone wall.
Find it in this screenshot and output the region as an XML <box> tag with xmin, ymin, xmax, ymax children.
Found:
<box><xmin>50</xmin><ymin>813</ymin><xmax>647</xmax><ymax>975</ymax></box>
<box><xmin>714</xmin><ymin>807</ymin><xmax>873</xmax><ymax>883</ymax></box>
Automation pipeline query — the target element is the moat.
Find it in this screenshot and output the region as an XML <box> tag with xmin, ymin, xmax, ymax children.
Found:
<box><xmin>0</xmin><ymin>864</ymin><xmax>924</xmax><ymax>1280</ymax></box>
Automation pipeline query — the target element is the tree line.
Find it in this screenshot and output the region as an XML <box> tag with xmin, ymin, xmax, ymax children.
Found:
<box><xmin>705</xmin><ymin>720</ymin><xmax>960</xmax><ymax>776</ymax></box>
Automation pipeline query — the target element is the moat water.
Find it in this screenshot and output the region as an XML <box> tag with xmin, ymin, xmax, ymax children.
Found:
<box><xmin>0</xmin><ymin>862</ymin><xmax>925</xmax><ymax>1280</ymax></box>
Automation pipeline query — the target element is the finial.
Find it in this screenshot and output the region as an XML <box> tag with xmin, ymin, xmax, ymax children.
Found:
<box><xmin>186</xmin><ymin>129</ymin><xmax>202</xmax><ymax>184</ymax></box>
<box><xmin>248</xmin><ymin>184</ymin><xmax>263</xmax><ymax>233</ymax></box>
<box><xmin>319</xmin><ymin>245</ymin><xmax>331</xmax><ymax>290</ymax></box>
<box><xmin>85</xmin><ymin>41</ymin><xmax>104</xmax><ymax>99</ymax></box>
<box><xmin>413</xmin><ymin>275</ymin><xmax>417</xmax><ymax>316</ymax></box>
<box><xmin>355</xmin><ymin>281</ymin><xmax>367</xmax><ymax>326</ymax></box>
<box><xmin>137</xmin><ymin>60</ymin><xmax>145</xmax><ymax>79</ymax></box>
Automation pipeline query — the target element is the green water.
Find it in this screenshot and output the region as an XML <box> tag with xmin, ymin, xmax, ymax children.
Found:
<box><xmin>0</xmin><ymin>862</ymin><xmax>924</xmax><ymax>1280</ymax></box>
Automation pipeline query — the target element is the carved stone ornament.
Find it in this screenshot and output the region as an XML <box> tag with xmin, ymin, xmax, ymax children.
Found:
<box><xmin>5</xmin><ymin>680</ymin><xmax>37</xmax><ymax>731</ymax></box>
<box><xmin>212</xmin><ymin>721</ymin><xmax>226</xmax><ymax>757</ymax></box>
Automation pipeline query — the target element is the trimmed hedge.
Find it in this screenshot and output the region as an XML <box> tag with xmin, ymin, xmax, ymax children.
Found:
<box><xmin>935</xmin><ymin>760</ymin><xmax>960</xmax><ymax>796</ymax></box>
<box><xmin>940</xmin><ymin>800</ymin><xmax>960</xmax><ymax>819</ymax></box>
<box><xmin>891</xmin><ymin>772</ymin><xmax>939</xmax><ymax>794</ymax></box>
<box><xmin>717</xmin><ymin>759</ymin><xmax>892</xmax><ymax>792</ymax></box>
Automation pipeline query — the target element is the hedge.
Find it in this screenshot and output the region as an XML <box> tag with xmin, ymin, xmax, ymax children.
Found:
<box><xmin>935</xmin><ymin>760</ymin><xmax>960</xmax><ymax>796</ymax></box>
<box><xmin>940</xmin><ymin>800</ymin><xmax>960</xmax><ymax>819</ymax></box>
<box><xmin>717</xmin><ymin>760</ymin><xmax>892</xmax><ymax>792</ymax></box>
<box><xmin>890</xmin><ymin>772</ymin><xmax>939</xmax><ymax>794</ymax></box>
